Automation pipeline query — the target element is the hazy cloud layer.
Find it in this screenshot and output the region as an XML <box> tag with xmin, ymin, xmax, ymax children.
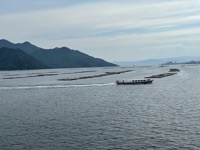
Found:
<box><xmin>0</xmin><ymin>0</ymin><xmax>200</xmax><ymax>61</ymax></box>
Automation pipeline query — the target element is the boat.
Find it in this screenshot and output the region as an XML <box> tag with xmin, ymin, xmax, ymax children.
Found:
<box><xmin>116</xmin><ymin>79</ymin><xmax>153</xmax><ymax>85</ymax></box>
<box><xmin>169</xmin><ymin>68</ymin><xmax>180</xmax><ymax>72</ymax></box>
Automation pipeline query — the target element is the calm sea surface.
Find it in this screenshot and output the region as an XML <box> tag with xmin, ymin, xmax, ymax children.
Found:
<box><xmin>1</xmin><ymin>65</ymin><xmax>200</xmax><ymax>150</ymax></box>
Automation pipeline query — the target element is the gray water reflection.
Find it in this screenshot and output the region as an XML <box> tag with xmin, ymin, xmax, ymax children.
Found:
<box><xmin>0</xmin><ymin>66</ymin><xmax>200</xmax><ymax>149</ymax></box>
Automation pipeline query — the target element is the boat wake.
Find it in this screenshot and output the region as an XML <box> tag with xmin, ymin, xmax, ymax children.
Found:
<box><xmin>0</xmin><ymin>83</ymin><xmax>115</xmax><ymax>90</ymax></box>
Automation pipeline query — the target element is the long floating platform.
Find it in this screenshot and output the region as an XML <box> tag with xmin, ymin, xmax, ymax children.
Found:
<box><xmin>58</xmin><ymin>70</ymin><xmax>133</xmax><ymax>81</ymax></box>
<box><xmin>145</xmin><ymin>72</ymin><xmax>177</xmax><ymax>78</ymax></box>
<box><xmin>3</xmin><ymin>73</ymin><xmax>58</xmax><ymax>79</ymax></box>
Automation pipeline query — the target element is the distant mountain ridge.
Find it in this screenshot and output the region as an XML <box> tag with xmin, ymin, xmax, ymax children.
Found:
<box><xmin>114</xmin><ymin>56</ymin><xmax>200</xmax><ymax>66</ymax></box>
<box><xmin>30</xmin><ymin>47</ymin><xmax>116</xmax><ymax>68</ymax></box>
<box><xmin>0</xmin><ymin>39</ymin><xmax>41</xmax><ymax>54</ymax></box>
<box><xmin>0</xmin><ymin>39</ymin><xmax>117</xmax><ymax>70</ymax></box>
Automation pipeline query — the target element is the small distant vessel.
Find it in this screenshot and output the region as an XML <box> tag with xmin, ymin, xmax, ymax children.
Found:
<box><xmin>169</xmin><ymin>68</ymin><xmax>180</xmax><ymax>72</ymax></box>
<box><xmin>116</xmin><ymin>79</ymin><xmax>153</xmax><ymax>85</ymax></box>
<box><xmin>159</xmin><ymin>64</ymin><xmax>168</xmax><ymax>67</ymax></box>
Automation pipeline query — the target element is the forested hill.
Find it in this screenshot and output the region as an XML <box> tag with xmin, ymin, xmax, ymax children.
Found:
<box><xmin>0</xmin><ymin>47</ymin><xmax>48</xmax><ymax>70</ymax></box>
<box><xmin>0</xmin><ymin>39</ymin><xmax>117</xmax><ymax>70</ymax></box>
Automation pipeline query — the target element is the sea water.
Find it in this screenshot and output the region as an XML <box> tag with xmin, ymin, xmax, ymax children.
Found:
<box><xmin>0</xmin><ymin>66</ymin><xmax>200</xmax><ymax>149</ymax></box>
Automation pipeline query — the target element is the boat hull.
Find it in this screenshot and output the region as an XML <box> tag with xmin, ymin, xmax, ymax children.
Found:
<box><xmin>116</xmin><ymin>79</ymin><xmax>153</xmax><ymax>85</ymax></box>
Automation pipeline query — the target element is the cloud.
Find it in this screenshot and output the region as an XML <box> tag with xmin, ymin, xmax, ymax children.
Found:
<box><xmin>30</xmin><ymin>26</ymin><xmax>200</xmax><ymax>61</ymax></box>
<box><xmin>0</xmin><ymin>0</ymin><xmax>200</xmax><ymax>60</ymax></box>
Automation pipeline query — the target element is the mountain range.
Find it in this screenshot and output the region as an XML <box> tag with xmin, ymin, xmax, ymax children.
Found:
<box><xmin>0</xmin><ymin>39</ymin><xmax>117</xmax><ymax>70</ymax></box>
<box><xmin>114</xmin><ymin>56</ymin><xmax>200</xmax><ymax>66</ymax></box>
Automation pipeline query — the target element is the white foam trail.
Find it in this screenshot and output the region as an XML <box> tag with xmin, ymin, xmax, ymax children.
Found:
<box><xmin>0</xmin><ymin>83</ymin><xmax>115</xmax><ymax>90</ymax></box>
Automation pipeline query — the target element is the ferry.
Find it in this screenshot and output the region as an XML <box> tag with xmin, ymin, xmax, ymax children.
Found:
<box><xmin>116</xmin><ymin>79</ymin><xmax>153</xmax><ymax>85</ymax></box>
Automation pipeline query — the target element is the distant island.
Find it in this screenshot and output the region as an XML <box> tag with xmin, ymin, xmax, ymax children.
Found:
<box><xmin>0</xmin><ymin>39</ymin><xmax>117</xmax><ymax>70</ymax></box>
<box><xmin>162</xmin><ymin>60</ymin><xmax>200</xmax><ymax>65</ymax></box>
<box><xmin>114</xmin><ymin>56</ymin><xmax>200</xmax><ymax>66</ymax></box>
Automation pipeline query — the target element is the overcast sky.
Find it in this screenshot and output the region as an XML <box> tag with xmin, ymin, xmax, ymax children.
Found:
<box><xmin>0</xmin><ymin>0</ymin><xmax>200</xmax><ymax>61</ymax></box>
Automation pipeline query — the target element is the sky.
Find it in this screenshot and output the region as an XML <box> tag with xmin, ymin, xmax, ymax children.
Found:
<box><xmin>0</xmin><ymin>0</ymin><xmax>200</xmax><ymax>61</ymax></box>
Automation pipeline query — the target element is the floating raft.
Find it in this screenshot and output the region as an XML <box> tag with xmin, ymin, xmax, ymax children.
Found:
<box><xmin>59</xmin><ymin>70</ymin><xmax>133</xmax><ymax>81</ymax></box>
<box><xmin>145</xmin><ymin>72</ymin><xmax>177</xmax><ymax>78</ymax></box>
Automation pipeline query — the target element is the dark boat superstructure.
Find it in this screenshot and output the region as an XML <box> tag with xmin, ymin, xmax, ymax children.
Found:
<box><xmin>116</xmin><ymin>79</ymin><xmax>153</xmax><ymax>85</ymax></box>
<box><xmin>169</xmin><ymin>68</ymin><xmax>180</xmax><ymax>72</ymax></box>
